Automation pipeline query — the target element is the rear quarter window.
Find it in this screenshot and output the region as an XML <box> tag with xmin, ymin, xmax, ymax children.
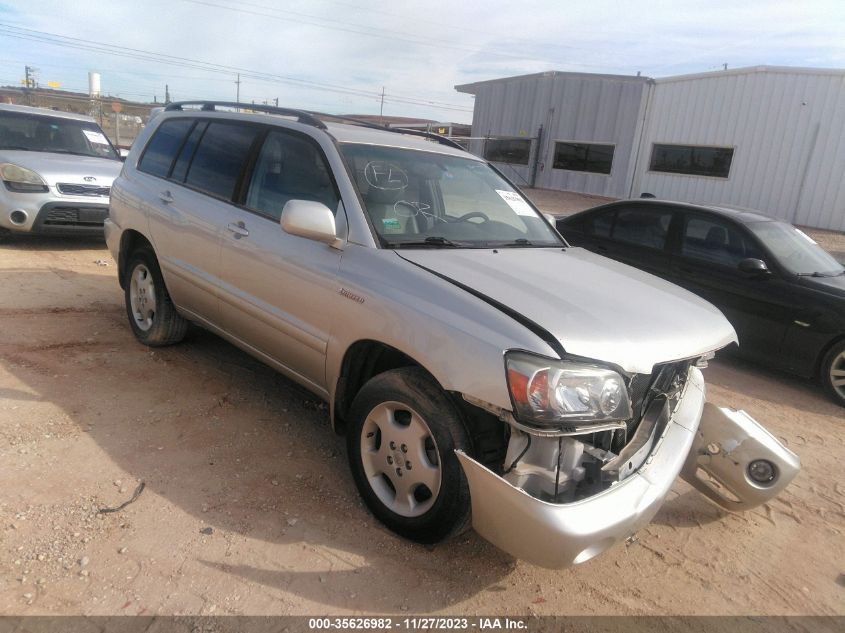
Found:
<box><xmin>138</xmin><ymin>118</ymin><xmax>194</xmax><ymax>179</ymax></box>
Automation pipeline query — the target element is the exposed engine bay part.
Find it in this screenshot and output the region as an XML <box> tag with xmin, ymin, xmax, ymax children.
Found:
<box><xmin>452</xmin><ymin>366</ymin><xmax>709</xmax><ymax>569</ymax></box>
<box><xmin>681</xmin><ymin>403</ymin><xmax>801</xmax><ymax>511</ymax></box>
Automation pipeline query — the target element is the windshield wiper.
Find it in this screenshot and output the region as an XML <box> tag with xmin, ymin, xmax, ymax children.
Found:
<box><xmin>797</xmin><ymin>270</ymin><xmax>845</xmax><ymax>277</ymax></box>
<box><xmin>497</xmin><ymin>238</ymin><xmax>534</xmax><ymax>247</ymax></box>
<box><xmin>390</xmin><ymin>236</ymin><xmax>463</xmax><ymax>248</ymax></box>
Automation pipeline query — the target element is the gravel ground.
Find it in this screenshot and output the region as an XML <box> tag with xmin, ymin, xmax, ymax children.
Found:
<box><xmin>0</xmin><ymin>192</ymin><xmax>843</xmax><ymax>617</ymax></box>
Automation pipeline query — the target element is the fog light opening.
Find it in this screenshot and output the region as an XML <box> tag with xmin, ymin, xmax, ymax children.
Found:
<box><xmin>573</xmin><ymin>537</ymin><xmax>616</xmax><ymax>565</ymax></box>
<box><xmin>9</xmin><ymin>209</ymin><xmax>27</xmax><ymax>225</ymax></box>
<box><xmin>747</xmin><ymin>459</ymin><xmax>777</xmax><ymax>486</ymax></box>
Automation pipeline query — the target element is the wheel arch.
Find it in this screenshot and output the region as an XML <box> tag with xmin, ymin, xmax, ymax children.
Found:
<box><xmin>331</xmin><ymin>339</ymin><xmax>508</xmax><ymax>471</ymax></box>
<box><xmin>816</xmin><ymin>332</ymin><xmax>845</xmax><ymax>377</ymax></box>
<box><xmin>332</xmin><ymin>340</ymin><xmax>426</xmax><ymax>435</ymax></box>
<box><xmin>117</xmin><ymin>230</ymin><xmax>154</xmax><ymax>289</ymax></box>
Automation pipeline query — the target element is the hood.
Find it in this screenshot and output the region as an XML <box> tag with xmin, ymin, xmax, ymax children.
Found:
<box><xmin>397</xmin><ymin>247</ymin><xmax>737</xmax><ymax>375</ymax></box>
<box><xmin>0</xmin><ymin>150</ymin><xmax>122</xmax><ymax>187</ymax></box>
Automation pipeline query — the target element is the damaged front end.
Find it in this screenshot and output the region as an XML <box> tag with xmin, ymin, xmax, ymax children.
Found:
<box><xmin>458</xmin><ymin>356</ymin><xmax>799</xmax><ymax>569</ymax></box>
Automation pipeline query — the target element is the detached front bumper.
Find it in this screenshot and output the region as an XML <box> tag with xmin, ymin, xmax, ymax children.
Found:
<box><xmin>456</xmin><ymin>367</ymin><xmax>706</xmax><ymax>569</ymax></box>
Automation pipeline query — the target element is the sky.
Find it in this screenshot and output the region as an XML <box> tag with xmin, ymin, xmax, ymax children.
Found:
<box><xmin>0</xmin><ymin>0</ymin><xmax>844</xmax><ymax>123</ymax></box>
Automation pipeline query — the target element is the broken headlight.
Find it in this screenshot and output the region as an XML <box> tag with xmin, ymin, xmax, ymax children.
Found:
<box><xmin>505</xmin><ymin>351</ymin><xmax>632</xmax><ymax>425</ymax></box>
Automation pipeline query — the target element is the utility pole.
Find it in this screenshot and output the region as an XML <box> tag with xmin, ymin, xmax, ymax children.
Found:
<box><xmin>24</xmin><ymin>66</ymin><xmax>37</xmax><ymax>105</ymax></box>
<box><xmin>235</xmin><ymin>73</ymin><xmax>241</xmax><ymax>112</ymax></box>
<box><xmin>379</xmin><ymin>86</ymin><xmax>385</xmax><ymax>123</ymax></box>
<box><xmin>274</xmin><ymin>97</ymin><xmax>278</xmax><ymax>107</ymax></box>
<box><xmin>165</xmin><ymin>84</ymin><xmax>171</xmax><ymax>104</ymax></box>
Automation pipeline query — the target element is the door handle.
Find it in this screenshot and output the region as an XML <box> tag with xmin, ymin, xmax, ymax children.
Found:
<box><xmin>159</xmin><ymin>190</ymin><xmax>174</xmax><ymax>204</ymax></box>
<box><xmin>596</xmin><ymin>244</ymin><xmax>609</xmax><ymax>252</ymax></box>
<box><xmin>226</xmin><ymin>221</ymin><xmax>249</xmax><ymax>238</ymax></box>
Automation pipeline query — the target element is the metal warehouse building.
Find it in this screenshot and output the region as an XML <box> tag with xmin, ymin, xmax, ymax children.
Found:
<box><xmin>456</xmin><ymin>66</ymin><xmax>845</xmax><ymax>231</ymax></box>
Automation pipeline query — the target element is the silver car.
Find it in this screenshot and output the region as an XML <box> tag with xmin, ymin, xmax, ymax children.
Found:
<box><xmin>0</xmin><ymin>103</ymin><xmax>123</xmax><ymax>237</ymax></box>
<box><xmin>105</xmin><ymin>102</ymin><xmax>800</xmax><ymax>568</ymax></box>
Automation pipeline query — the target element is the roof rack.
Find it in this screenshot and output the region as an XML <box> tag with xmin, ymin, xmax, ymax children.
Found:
<box><xmin>163</xmin><ymin>101</ymin><xmax>464</xmax><ymax>150</ymax></box>
<box><xmin>310</xmin><ymin>112</ymin><xmax>465</xmax><ymax>150</ymax></box>
<box><xmin>163</xmin><ymin>101</ymin><xmax>327</xmax><ymax>130</ymax></box>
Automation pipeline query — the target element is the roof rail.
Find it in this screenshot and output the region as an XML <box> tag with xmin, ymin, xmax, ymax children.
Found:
<box><xmin>389</xmin><ymin>127</ymin><xmax>466</xmax><ymax>151</ymax></box>
<box><xmin>162</xmin><ymin>102</ymin><xmax>464</xmax><ymax>150</ymax></box>
<box><xmin>163</xmin><ymin>101</ymin><xmax>327</xmax><ymax>130</ymax></box>
<box><xmin>308</xmin><ymin>112</ymin><xmax>465</xmax><ymax>150</ymax></box>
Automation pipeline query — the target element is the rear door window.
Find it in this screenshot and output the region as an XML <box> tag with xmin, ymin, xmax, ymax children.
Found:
<box><xmin>612</xmin><ymin>207</ymin><xmax>672</xmax><ymax>250</ymax></box>
<box><xmin>681</xmin><ymin>215</ymin><xmax>762</xmax><ymax>267</ymax></box>
<box><xmin>185</xmin><ymin>122</ymin><xmax>262</xmax><ymax>201</ymax></box>
<box><xmin>138</xmin><ymin>118</ymin><xmax>194</xmax><ymax>179</ymax></box>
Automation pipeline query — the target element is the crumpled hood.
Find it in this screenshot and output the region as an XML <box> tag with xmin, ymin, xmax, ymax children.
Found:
<box><xmin>0</xmin><ymin>150</ymin><xmax>122</xmax><ymax>187</ymax></box>
<box><xmin>397</xmin><ymin>247</ymin><xmax>737</xmax><ymax>374</ymax></box>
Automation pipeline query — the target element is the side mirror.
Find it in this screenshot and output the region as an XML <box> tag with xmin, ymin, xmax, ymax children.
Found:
<box><xmin>280</xmin><ymin>200</ymin><xmax>342</xmax><ymax>248</ymax></box>
<box><xmin>543</xmin><ymin>212</ymin><xmax>557</xmax><ymax>225</ymax></box>
<box><xmin>738</xmin><ymin>258</ymin><xmax>771</xmax><ymax>276</ymax></box>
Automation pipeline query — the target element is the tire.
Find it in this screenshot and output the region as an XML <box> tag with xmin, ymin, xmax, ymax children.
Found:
<box><xmin>346</xmin><ymin>367</ymin><xmax>472</xmax><ymax>543</ymax></box>
<box><xmin>820</xmin><ymin>340</ymin><xmax>845</xmax><ymax>407</ymax></box>
<box><xmin>123</xmin><ymin>247</ymin><xmax>188</xmax><ymax>346</ymax></box>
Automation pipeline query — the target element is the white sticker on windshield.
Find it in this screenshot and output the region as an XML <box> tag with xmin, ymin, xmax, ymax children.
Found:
<box><xmin>794</xmin><ymin>228</ymin><xmax>817</xmax><ymax>245</ymax></box>
<box><xmin>496</xmin><ymin>189</ymin><xmax>534</xmax><ymax>216</ymax></box>
<box><xmin>82</xmin><ymin>129</ymin><xmax>109</xmax><ymax>145</ymax></box>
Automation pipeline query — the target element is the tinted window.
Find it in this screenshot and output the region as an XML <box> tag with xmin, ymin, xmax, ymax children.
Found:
<box><xmin>246</xmin><ymin>130</ymin><xmax>338</xmax><ymax>220</ymax></box>
<box><xmin>682</xmin><ymin>216</ymin><xmax>762</xmax><ymax>267</ymax></box>
<box><xmin>170</xmin><ymin>121</ymin><xmax>207</xmax><ymax>183</ymax></box>
<box><xmin>483</xmin><ymin>138</ymin><xmax>531</xmax><ymax>166</ymax></box>
<box><xmin>612</xmin><ymin>207</ymin><xmax>672</xmax><ymax>250</ymax></box>
<box><xmin>185</xmin><ymin>123</ymin><xmax>261</xmax><ymax>200</ymax></box>
<box><xmin>589</xmin><ymin>210</ymin><xmax>615</xmax><ymax>237</ymax></box>
<box><xmin>138</xmin><ymin>119</ymin><xmax>194</xmax><ymax>178</ymax></box>
<box><xmin>553</xmin><ymin>142</ymin><xmax>614</xmax><ymax>174</ymax></box>
<box><xmin>650</xmin><ymin>144</ymin><xmax>734</xmax><ymax>178</ymax></box>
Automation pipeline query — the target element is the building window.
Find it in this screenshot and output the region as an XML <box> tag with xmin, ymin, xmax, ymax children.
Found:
<box><xmin>552</xmin><ymin>142</ymin><xmax>614</xmax><ymax>175</ymax></box>
<box><xmin>650</xmin><ymin>144</ymin><xmax>734</xmax><ymax>178</ymax></box>
<box><xmin>483</xmin><ymin>138</ymin><xmax>531</xmax><ymax>166</ymax></box>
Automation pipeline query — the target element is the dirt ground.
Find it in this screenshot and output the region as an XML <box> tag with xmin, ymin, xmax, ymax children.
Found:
<box><xmin>1</xmin><ymin>190</ymin><xmax>844</xmax><ymax>617</ymax></box>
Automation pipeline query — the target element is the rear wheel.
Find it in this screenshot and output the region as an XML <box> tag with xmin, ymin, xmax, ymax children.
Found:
<box><xmin>821</xmin><ymin>340</ymin><xmax>845</xmax><ymax>407</ymax></box>
<box><xmin>123</xmin><ymin>248</ymin><xmax>187</xmax><ymax>346</ymax></box>
<box><xmin>346</xmin><ymin>367</ymin><xmax>471</xmax><ymax>543</ymax></box>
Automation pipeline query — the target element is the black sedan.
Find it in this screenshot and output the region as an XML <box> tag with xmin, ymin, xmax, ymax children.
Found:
<box><xmin>556</xmin><ymin>200</ymin><xmax>845</xmax><ymax>406</ymax></box>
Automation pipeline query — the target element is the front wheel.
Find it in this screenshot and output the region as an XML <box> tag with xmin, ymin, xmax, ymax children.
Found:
<box><xmin>123</xmin><ymin>248</ymin><xmax>188</xmax><ymax>346</ymax></box>
<box><xmin>821</xmin><ymin>340</ymin><xmax>845</xmax><ymax>407</ymax></box>
<box><xmin>346</xmin><ymin>367</ymin><xmax>472</xmax><ymax>543</ymax></box>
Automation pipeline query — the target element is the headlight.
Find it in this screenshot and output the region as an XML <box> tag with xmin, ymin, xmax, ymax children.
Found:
<box><xmin>505</xmin><ymin>351</ymin><xmax>632</xmax><ymax>424</ymax></box>
<box><xmin>0</xmin><ymin>163</ymin><xmax>49</xmax><ymax>193</ymax></box>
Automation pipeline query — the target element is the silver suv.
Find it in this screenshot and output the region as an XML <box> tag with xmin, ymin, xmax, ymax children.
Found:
<box><xmin>0</xmin><ymin>104</ymin><xmax>122</xmax><ymax>237</ymax></box>
<box><xmin>106</xmin><ymin>102</ymin><xmax>799</xmax><ymax>568</ymax></box>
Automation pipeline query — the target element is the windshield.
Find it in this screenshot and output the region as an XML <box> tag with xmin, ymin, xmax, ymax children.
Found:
<box><xmin>747</xmin><ymin>221</ymin><xmax>844</xmax><ymax>276</ymax></box>
<box><xmin>340</xmin><ymin>143</ymin><xmax>562</xmax><ymax>248</ymax></box>
<box><xmin>0</xmin><ymin>110</ymin><xmax>118</xmax><ymax>160</ymax></box>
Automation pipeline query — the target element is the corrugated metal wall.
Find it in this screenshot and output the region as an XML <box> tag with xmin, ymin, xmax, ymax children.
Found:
<box><xmin>466</xmin><ymin>73</ymin><xmax>648</xmax><ymax>197</ymax></box>
<box><xmin>633</xmin><ymin>68</ymin><xmax>845</xmax><ymax>231</ymax></box>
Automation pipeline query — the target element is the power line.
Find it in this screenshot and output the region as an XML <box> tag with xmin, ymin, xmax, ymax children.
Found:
<box><xmin>191</xmin><ymin>0</ymin><xmax>612</xmax><ymax>68</ymax></box>
<box><xmin>0</xmin><ymin>23</ymin><xmax>473</xmax><ymax>113</ymax></box>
